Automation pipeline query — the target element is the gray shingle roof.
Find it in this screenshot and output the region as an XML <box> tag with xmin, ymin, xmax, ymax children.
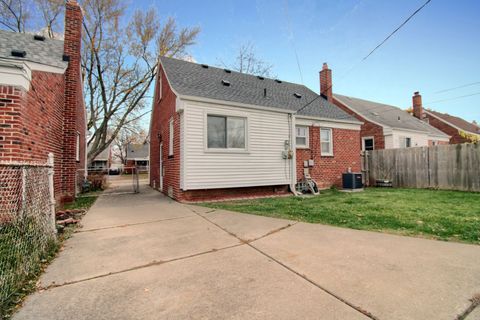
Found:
<box><xmin>0</xmin><ymin>30</ymin><xmax>67</xmax><ymax>69</ymax></box>
<box><xmin>126</xmin><ymin>143</ymin><xmax>149</xmax><ymax>160</ymax></box>
<box><xmin>334</xmin><ymin>94</ymin><xmax>449</xmax><ymax>137</ymax></box>
<box><xmin>161</xmin><ymin>57</ymin><xmax>357</xmax><ymax>122</ymax></box>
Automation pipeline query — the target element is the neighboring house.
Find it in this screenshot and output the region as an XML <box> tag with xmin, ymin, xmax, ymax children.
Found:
<box><xmin>327</xmin><ymin>70</ymin><xmax>450</xmax><ymax>150</ymax></box>
<box><xmin>149</xmin><ymin>57</ymin><xmax>362</xmax><ymax>202</ymax></box>
<box><xmin>410</xmin><ymin>93</ymin><xmax>480</xmax><ymax>144</ymax></box>
<box><xmin>125</xmin><ymin>143</ymin><xmax>149</xmax><ymax>173</ymax></box>
<box><xmin>0</xmin><ymin>1</ymin><xmax>86</xmax><ymax>202</ymax></box>
<box><xmin>88</xmin><ymin>146</ymin><xmax>111</xmax><ymax>172</ymax></box>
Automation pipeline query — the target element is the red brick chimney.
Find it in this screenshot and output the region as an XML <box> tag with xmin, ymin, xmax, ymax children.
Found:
<box><xmin>320</xmin><ymin>63</ymin><xmax>332</xmax><ymax>102</ymax></box>
<box><xmin>412</xmin><ymin>91</ymin><xmax>423</xmax><ymax>119</ymax></box>
<box><xmin>62</xmin><ymin>0</ymin><xmax>84</xmax><ymax>200</ymax></box>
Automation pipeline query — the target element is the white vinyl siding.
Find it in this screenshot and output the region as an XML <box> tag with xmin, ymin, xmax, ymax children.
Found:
<box><xmin>320</xmin><ymin>128</ymin><xmax>333</xmax><ymax>156</ymax></box>
<box><xmin>183</xmin><ymin>101</ymin><xmax>291</xmax><ymax>190</ymax></box>
<box><xmin>295</xmin><ymin>126</ymin><xmax>309</xmax><ymax>148</ymax></box>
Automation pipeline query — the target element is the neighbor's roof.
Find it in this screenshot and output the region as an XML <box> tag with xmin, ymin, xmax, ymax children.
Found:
<box><xmin>90</xmin><ymin>146</ymin><xmax>110</xmax><ymax>161</ymax></box>
<box><xmin>426</xmin><ymin>109</ymin><xmax>480</xmax><ymax>135</ymax></box>
<box><xmin>334</xmin><ymin>94</ymin><xmax>449</xmax><ymax>137</ymax></box>
<box><xmin>160</xmin><ymin>57</ymin><xmax>357</xmax><ymax>122</ymax></box>
<box><xmin>126</xmin><ymin>143</ymin><xmax>149</xmax><ymax>159</ymax></box>
<box><xmin>0</xmin><ymin>30</ymin><xmax>67</xmax><ymax>69</ymax></box>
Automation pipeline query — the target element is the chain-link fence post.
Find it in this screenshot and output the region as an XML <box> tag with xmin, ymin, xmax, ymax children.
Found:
<box><xmin>47</xmin><ymin>153</ymin><xmax>56</xmax><ymax>235</ymax></box>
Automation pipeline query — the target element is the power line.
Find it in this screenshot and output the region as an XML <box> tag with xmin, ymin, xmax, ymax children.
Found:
<box><xmin>295</xmin><ymin>0</ymin><xmax>433</xmax><ymax>115</ymax></box>
<box><xmin>362</xmin><ymin>0</ymin><xmax>432</xmax><ymax>62</ymax></box>
<box><xmin>433</xmin><ymin>81</ymin><xmax>480</xmax><ymax>94</ymax></box>
<box><xmin>425</xmin><ymin>92</ymin><xmax>480</xmax><ymax>104</ymax></box>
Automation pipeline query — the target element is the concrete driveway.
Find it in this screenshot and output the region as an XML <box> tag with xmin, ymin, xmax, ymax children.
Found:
<box><xmin>14</xmin><ymin>186</ymin><xmax>480</xmax><ymax>320</ymax></box>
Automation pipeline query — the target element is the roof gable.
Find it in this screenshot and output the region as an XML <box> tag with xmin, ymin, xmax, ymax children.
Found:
<box><xmin>334</xmin><ymin>93</ymin><xmax>448</xmax><ymax>137</ymax></box>
<box><xmin>426</xmin><ymin>110</ymin><xmax>480</xmax><ymax>135</ymax></box>
<box><xmin>160</xmin><ymin>57</ymin><xmax>356</xmax><ymax>122</ymax></box>
<box><xmin>126</xmin><ymin>143</ymin><xmax>149</xmax><ymax>159</ymax></box>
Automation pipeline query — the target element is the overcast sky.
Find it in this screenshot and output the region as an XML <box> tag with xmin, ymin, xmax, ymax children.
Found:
<box><xmin>135</xmin><ymin>0</ymin><xmax>480</xmax><ymax>123</ymax></box>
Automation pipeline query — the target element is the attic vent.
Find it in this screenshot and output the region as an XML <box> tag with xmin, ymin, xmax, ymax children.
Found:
<box><xmin>257</xmin><ymin>76</ymin><xmax>265</xmax><ymax>80</ymax></box>
<box><xmin>224</xmin><ymin>69</ymin><xmax>231</xmax><ymax>73</ymax></box>
<box><xmin>11</xmin><ymin>50</ymin><xmax>26</xmax><ymax>58</ymax></box>
<box><xmin>33</xmin><ymin>34</ymin><xmax>45</xmax><ymax>41</ymax></box>
<box><xmin>275</xmin><ymin>79</ymin><xmax>282</xmax><ymax>83</ymax></box>
<box><xmin>221</xmin><ymin>80</ymin><xmax>230</xmax><ymax>86</ymax></box>
<box><xmin>293</xmin><ymin>92</ymin><xmax>302</xmax><ymax>98</ymax></box>
<box><xmin>201</xmin><ymin>64</ymin><xmax>209</xmax><ymax>69</ymax></box>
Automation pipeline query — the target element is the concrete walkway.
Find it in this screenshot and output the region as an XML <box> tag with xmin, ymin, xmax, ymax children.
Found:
<box><xmin>14</xmin><ymin>186</ymin><xmax>480</xmax><ymax>320</ymax></box>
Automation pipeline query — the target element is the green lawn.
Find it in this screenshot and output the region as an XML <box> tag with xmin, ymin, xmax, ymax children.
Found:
<box><xmin>203</xmin><ymin>188</ymin><xmax>480</xmax><ymax>244</ymax></box>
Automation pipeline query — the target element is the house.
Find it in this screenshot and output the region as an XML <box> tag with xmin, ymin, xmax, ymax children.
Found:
<box><xmin>88</xmin><ymin>146</ymin><xmax>111</xmax><ymax>173</ymax></box>
<box><xmin>411</xmin><ymin>93</ymin><xmax>480</xmax><ymax>144</ymax></box>
<box><xmin>325</xmin><ymin>67</ymin><xmax>450</xmax><ymax>150</ymax></box>
<box><xmin>0</xmin><ymin>0</ymin><xmax>86</xmax><ymax>202</ymax></box>
<box><xmin>149</xmin><ymin>57</ymin><xmax>362</xmax><ymax>202</ymax></box>
<box><xmin>125</xmin><ymin>143</ymin><xmax>149</xmax><ymax>173</ymax></box>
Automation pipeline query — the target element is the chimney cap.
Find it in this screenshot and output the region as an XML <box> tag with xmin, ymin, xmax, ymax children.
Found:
<box><xmin>414</xmin><ymin>91</ymin><xmax>420</xmax><ymax>96</ymax></box>
<box><xmin>322</xmin><ymin>63</ymin><xmax>329</xmax><ymax>70</ymax></box>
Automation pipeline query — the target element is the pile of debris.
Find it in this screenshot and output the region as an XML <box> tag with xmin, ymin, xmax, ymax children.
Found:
<box><xmin>55</xmin><ymin>209</ymin><xmax>86</xmax><ymax>232</ymax></box>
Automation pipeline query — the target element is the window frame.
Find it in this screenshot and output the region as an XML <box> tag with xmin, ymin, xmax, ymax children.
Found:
<box><xmin>168</xmin><ymin>118</ymin><xmax>174</xmax><ymax>156</ymax></box>
<box><xmin>204</xmin><ymin>112</ymin><xmax>249</xmax><ymax>153</ymax></box>
<box><xmin>76</xmin><ymin>131</ymin><xmax>80</xmax><ymax>162</ymax></box>
<box><xmin>320</xmin><ymin>127</ymin><xmax>334</xmax><ymax>156</ymax></box>
<box><xmin>156</xmin><ymin>71</ymin><xmax>162</xmax><ymax>103</ymax></box>
<box><xmin>405</xmin><ymin>137</ymin><xmax>412</xmax><ymax>148</ymax></box>
<box><xmin>362</xmin><ymin>136</ymin><xmax>375</xmax><ymax>151</ymax></box>
<box><xmin>295</xmin><ymin>125</ymin><xmax>309</xmax><ymax>149</ymax></box>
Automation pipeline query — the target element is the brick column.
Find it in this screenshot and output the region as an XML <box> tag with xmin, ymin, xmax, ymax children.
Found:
<box><xmin>62</xmin><ymin>0</ymin><xmax>83</xmax><ymax>201</ymax></box>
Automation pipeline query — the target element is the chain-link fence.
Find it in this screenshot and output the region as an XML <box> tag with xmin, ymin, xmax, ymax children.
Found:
<box><xmin>0</xmin><ymin>155</ymin><xmax>56</xmax><ymax>311</ymax></box>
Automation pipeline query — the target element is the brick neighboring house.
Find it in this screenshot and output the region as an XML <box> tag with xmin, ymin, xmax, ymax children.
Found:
<box><xmin>125</xmin><ymin>143</ymin><xmax>149</xmax><ymax>173</ymax></box>
<box><xmin>149</xmin><ymin>57</ymin><xmax>362</xmax><ymax>202</ymax></box>
<box><xmin>321</xmin><ymin>64</ymin><xmax>450</xmax><ymax>150</ymax></box>
<box><xmin>410</xmin><ymin>93</ymin><xmax>480</xmax><ymax>144</ymax></box>
<box><xmin>0</xmin><ymin>0</ymin><xmax>86</xmax><ymax>202</ymax></box>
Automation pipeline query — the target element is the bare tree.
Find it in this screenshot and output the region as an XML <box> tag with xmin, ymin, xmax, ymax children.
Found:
<box><xmin>0</xmin><ymin>0</ymin><xmax>31</xmax><ymax>32</ymax></box>
<box><xmin>221</xmin><ymin>42</ymin><xmax>274</xmax><ymax>77</ymax></box>
<box><xmin>82</xmin><ymin>0</ymin><xmax>200</xmax><ymax>163</ymax></box>
<box><xmin>34</xmin><ymin>0</ymin><xmax>64</xmax><ymax>39</ymax></box>
<box><xmin>113</xmin><ymin>125</ymin><xmax>148</xmax><ymax>164</ymax></box>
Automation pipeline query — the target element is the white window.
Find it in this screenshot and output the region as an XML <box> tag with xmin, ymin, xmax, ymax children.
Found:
<box><xmin>362</xmin><ymin>137</ymin><xmax>374</xmax><ymax>151</ymax></box>
<box><xmin>320</xmin><ymin>128</ymin><xmax>333</xmax><ymax>156</ymax></box>
<box><xmin>156</xmin><ymin>71</ymin><xmax>162</xmax><ymax>102</ymax></box>
<box><xmin>295</xmin><ymin>126</ymin><xmax>309</xmax><ymax>148</ymax></box>
<box><xmin>207</xmin><ymin>115</ymin><xmax>246</xmax><ymax>150</ymax></box>
<box><xmin>76</xmin><ymin>132</ymin><xmax>80</xmax><ymax>162</ymax></box>
<box><xmin>169</xmin><ymin>118</ymin><xmax>174</xmax><ymax>156</ymax></box>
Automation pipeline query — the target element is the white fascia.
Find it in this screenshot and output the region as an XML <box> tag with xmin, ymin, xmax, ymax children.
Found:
<box><xmin>0</xmin><ymin>60</ymin><xmax>32</xmax><ymax>91</ymax></box>
<box><xmin>295</xmin><ymin>116</ymin><xmax>362</xmax><ymax>130</ymax></box>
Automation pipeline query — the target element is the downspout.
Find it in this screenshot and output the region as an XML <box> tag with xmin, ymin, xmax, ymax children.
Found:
<box><xmin>289</xmin><ymin>113</ymin><xmax>299</xmax><ymax>196</ymax></box>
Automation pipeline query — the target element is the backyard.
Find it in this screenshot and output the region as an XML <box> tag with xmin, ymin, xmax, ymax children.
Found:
<box><xmin>203</xmin><ymin>188</ymin><xmax>480</xmax><ymax>244</ymax></box>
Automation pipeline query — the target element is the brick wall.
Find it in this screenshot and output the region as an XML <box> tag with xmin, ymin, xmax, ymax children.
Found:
<box><xmin>424</xmin><ymin>114</ymin><xmax>469</xmax><ymax>144</ymax></box>
<box><xmin>333</xmin><ymin>97</ymin><xmax>385</xmax><ymax>150</ymax></box>
<box><xmin>0</xmin><ymin>72</ymin><xmax>65</xmax><ymax>195</ymax></box>
<box><xmin>150</xmin><ymin>66</ymin><xmax>182</xmax><ymax>199</ymax></box>
<box><xmin>296</xmin><ymin>127</ymin><xmax>361</xmax><ymax>188</ymax></box>
<box><xmin>61</xmin><ymin>0</ymin><xmax>84</xmax><ymax>201</ymax></box>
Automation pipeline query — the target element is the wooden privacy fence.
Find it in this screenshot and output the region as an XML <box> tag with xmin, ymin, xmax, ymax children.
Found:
<box><xmin>364</xmin><ymin>143</ymin><xmax>480</xmax><ymax>192</ymax></box>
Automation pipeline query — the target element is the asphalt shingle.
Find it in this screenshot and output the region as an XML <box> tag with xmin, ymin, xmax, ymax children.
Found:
<box><xmin>0</xmin><ymin>30</ymin><xmax>67</xmax><ymax>69</ymax></box>
<box><xmin>334</xmin><ymin>93</ymin><xmax>449</xmax><ymax>137</ymax></box>
<box><xmin>161</xmin><ymin>57</ymin><xmax>357</xmax><ymax>122</ymax></box>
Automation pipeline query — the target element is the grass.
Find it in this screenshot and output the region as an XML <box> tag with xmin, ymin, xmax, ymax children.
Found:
<box><xmin>0</xmin><ymin>195</ymin><xmax>98</xmax><ymax>319</ymax></box>
<box><xmin>62</xmin><ymin>195</ymin><xmax>98</xmax><ymax>211</ymax></box>
<box><xmin>203</xmin><ymin>188</ymin><xmax>480</xmax><ymax>244</ymax></box>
